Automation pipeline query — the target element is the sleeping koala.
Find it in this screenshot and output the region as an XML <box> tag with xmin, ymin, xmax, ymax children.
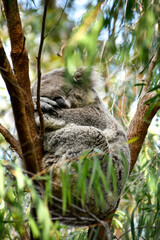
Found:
<box><xmin>31</xmin><ymin>68</ymin><xmax>130</xmax><ymax>225</ymax></box>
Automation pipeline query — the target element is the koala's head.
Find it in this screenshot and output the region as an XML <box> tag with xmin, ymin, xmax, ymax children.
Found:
<box><xmin>31</xmin><ymin>68</ymin><xmax>100</xmax><ymax>108</ymax></box>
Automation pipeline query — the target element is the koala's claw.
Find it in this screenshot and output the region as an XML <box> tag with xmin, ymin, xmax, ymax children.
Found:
<box><xmin>33</xmin><ymin>96</ymin><xmax>60</xmax><ymax>115</ymax></box>
<box><xmin>33</xmin><ymin>96</ymin><xmax>69</xmax><ymax>115</ymax></box>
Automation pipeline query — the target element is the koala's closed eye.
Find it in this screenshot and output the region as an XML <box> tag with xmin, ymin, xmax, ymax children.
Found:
<box><xmin>53</xmin><ymin>96</ymin><xmax>70</xmax><ymax>109</ymax></box>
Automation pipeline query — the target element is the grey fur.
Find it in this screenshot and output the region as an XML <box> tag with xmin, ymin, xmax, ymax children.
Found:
<box><xmin>32</xmin><ymin>68</ymin><xmax>130</xmax><ymax>225</ymax></box>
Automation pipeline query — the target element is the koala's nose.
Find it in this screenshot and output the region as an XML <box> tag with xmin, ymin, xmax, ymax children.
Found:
<box><xmin>64</xmin><ymin>100</ymin><xmax>71</xmax><ymax>108</ymax></box>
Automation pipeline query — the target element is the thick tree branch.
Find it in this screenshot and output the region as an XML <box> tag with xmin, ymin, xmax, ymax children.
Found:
<box><xmin>0</xmin><ymin>123</ymin><xmax>23</xmax><ymax>160</ymax></box>
<box><xmin>0</xmin><ymin>39</ymin><xmax>38</xmax><ymax>174</ymax></box>
<box><xmin>2</xmin><ymin>0</ymin><xmax>43</xmax><ymax>170</ymax></box>
<box><xmin>2</xmin><ymin>0</ymin><xmax>30</xmax><ymax>90</ymax></box>
<box><xmin>128</xmin><ymin>93</ymin><xmax>159</xmax><ymax>173</ymax></box>
<box><xmin>128</xmin><ymin>49</ymin><xmax>160</xmax><ymax>173</ymax></box>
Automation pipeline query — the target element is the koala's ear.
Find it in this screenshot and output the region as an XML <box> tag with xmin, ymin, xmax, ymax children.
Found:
<box><xmin>73</xmin><ymin>68</ymin><xmax>85</xmax><ymax>83</ymax></box>
<box><xmin>71</xmin><ymin>67</ymin><xmax>96</xmax><ymax>89</ymax></box>
<box><xmin>64</xmin><ymin>67</ymin><xmax>103</xmax><ymax>90</ymax></box>
<box><xmin>73</xmin><ymin>67</ymin><xmax>103</xmax><ymax>90</ymax></box>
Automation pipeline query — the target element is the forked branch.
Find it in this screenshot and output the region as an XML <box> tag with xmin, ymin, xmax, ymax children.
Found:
<box><xmin>0</xmin><ymin>39</ymin><xmax>38</xmax><ymax>174</ymax></box>
<box><xmin>0</xmin><ymin>123</ymin><xmax>23</xmax><ymax>160</ymax></box>
<box><xmin>2</xmin><ymin>0</ymin><xmax>43</xmax><ymax>170</ymax></box>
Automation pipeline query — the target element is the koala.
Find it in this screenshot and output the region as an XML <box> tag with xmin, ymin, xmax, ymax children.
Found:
<box><xmin>31</xmin><ymin>68</ymin><xmax>130</xmax><ymax>226</ymax></box>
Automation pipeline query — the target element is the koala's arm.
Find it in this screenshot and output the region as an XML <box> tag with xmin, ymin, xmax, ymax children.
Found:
<box><xmin>33</xmin><ymin>95</ymin><xmax>110</xmax><ymax>131</ymax></box>
<box><xmin>35</xmin><ymin>95</ymin><xmax>128</xmax><ymax>142</ymax></box>
<box><xmin>57</xmin><ymin>104</ymin><xmax>108</xmax><ymax>130</ymax></box>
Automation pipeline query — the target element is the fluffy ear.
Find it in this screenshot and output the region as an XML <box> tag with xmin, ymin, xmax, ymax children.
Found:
<box><xmin>69</xmin><ymin>67</ymin><xmax>103</xmax><ymax>90</ymax></box>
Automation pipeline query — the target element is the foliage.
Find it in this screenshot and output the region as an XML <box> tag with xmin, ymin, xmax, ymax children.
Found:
<box><xmin>0</xmin><ymin>157</ymin><xmax>62</xmax><ymax>240</ymax></box>
<box><xmin>116</xmin><ymin>129</ymin><xmax>160</xmax><ymax>239</ymax></box>
<box><xmin>0</xmin><ymin>0</ymin><xmax>160</xmax><ymax>239</ymax></box>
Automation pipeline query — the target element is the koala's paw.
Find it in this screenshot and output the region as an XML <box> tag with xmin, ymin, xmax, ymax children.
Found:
<box><xmin>34</xmin><ymin>113</ymin><xmax>65</xmax><ymax>130</ymax></box>
<box><xmin>33</xmin><ymin>96</ymin><xmax>70</xmax><ymax>130</ymax></box>
<box><xmin>33</xmin><ymin>96</ymin><xmax>70</xmax><ymax>113</ymax></box>
<box><xmin>33</xmin><ymin>96</ymin><xmax>58</xmax><ymax>114</ymax></box>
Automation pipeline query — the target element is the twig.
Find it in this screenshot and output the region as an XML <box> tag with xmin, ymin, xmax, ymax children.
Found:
<box><xmin>145</xmin><ymin>49</ymin><xmax>159</xmax><ymax>86</ymax></box>
<box><xmin>119</xmin><ymin>225</ymin><xmax>157</xmax><ymax>239</ymax></box>
<box><xmin>113</xmin><ymin>236</ymin><xmax>120</xmax><ymax>240</ymax></box>
<box><xmin>36</xmin><ymin>0</ymin><xmax>49</xmax><ymax>139</ymax></box>
<box><xmin>44</xmin><ymin>0</ymin><xmax>69</xmax><ymax>39</ymax></box>
<box><xmin>139</xmin><ymin>53</ymin><xmax>155</xmax><ymax>75</ymax></box>
<box><xmin>0</xmin><ymin>123</ymin><xmax>23</xmax><ymax>160</ymax></box>
<box><xmin>3</xmin><ymin>219</ymin><xmax>28</xmax><ymax>223</ymax></box>
<box><xmin>57</xmin><ymin>43</ymin><xmax>66</xmax><ymax>57</ymax></box>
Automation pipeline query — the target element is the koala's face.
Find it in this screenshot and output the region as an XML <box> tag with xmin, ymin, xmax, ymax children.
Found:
<box><xmin>31</xmin><ymin>68</ymin><xmax>97</xmax><ymax>108</ymax></box>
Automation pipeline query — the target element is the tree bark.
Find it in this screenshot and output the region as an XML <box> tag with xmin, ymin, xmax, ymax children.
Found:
<box><xmin>0</xmin><ymin>39</ymin><xmax>38</xmax><ymax>174</ymax></box>
<box><xmin>128</xmin><ymin>92</ymin><xmax>159</xmax><ymax>173</ymax></box>
<box><xmin>2</xmin><ymin>0</ymin><xmax>43</xmax><ymax>170</ymax></box>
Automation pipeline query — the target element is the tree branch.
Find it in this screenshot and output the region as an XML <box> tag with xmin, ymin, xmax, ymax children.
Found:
<box><xmin>2</xmin><ymin>0</ymin><xmax>43</xmax><ymax>170</ymax></box>
<box><xmin>0</xmin><ymin>123</ymin><xmax>23</xmax><ymax>160</ymax></box>
<box><xmin>128</xmin><ymin>49</ymin><xmax>160</xmax><ymax>173</ymax></box>
<box><xmin>0</xmin><ymin>39</ymin><xmax>38</xmax><ymax>174</ymax></box>
<box><xmin>128</xmin><ymin>92</ymin><xmax>159</xmax><ymax>173</ymax></box>
<box><xmin>36</xmin><ymin>0</ymin><xmax>49</xmax><ymax>139</ymax></box>
<box><xmin>2</xmin><ymin>0</ymin><xmax>30</xmax><ymax>89</ymax></box>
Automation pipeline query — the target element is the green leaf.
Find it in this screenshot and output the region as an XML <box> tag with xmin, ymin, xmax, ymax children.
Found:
<box><xmin>120</xmin><ymin>152</ymin><xmax>130</xmax><ymax>184</ymax></box>
<box><xmin>60</xmin><ymin>170</ymin><xmax>67</xmax><ymax>214</ymax></box>
<box><xmin>16</xmin><ymin>168</ymin><xmax>25</xmax><ymax>191</ymax></box>
<box><xmin>45</xmin><ymin>170</ymin><xmax>53</xmax><ymax>204</ymax></box>
<box><xmin>0</xmin><ymin>163</ymin><xmax>4</xmax><ymax>197</ymax></box>
<box><xmin>29</xmin><ymin>216</ymin><xmax>40</xmax><ymax>239</ymax></box>
<box><xmin>37</xmin><ymin>200</ymin><xmax>51</xmax><ymax>240</ymax></box>
<box><xmin>127</xmin><ymin>137</ymin><xmax>139</xmax><ymax>144</ymax></box>
<box><xmin>131</xmin><ymin>199</ymin><xmax>141</xmax><ymax>240</ymax></box>
<box><xmin>148</xmin><ymin>84</ymin><xmax>160</xmax><ymax>92</ymax></box>
<box><xmin>134</xmin><ymin>83</ymin><xmax>146</xmax><ymax>98</ymax></box>
<box><xmin>110</xmin><ymin>163</ymin><xmax>118</xmax><ymax>196</ymax></box>
<box><xmin>88</xmin><ymin>157</ymin><xmax>98</xmax><ymax>192</ymax></box>
<box><xmin>134</xmin><ymin>83</ymin><xmax>146</xmax><ymax>87</ymax></box>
